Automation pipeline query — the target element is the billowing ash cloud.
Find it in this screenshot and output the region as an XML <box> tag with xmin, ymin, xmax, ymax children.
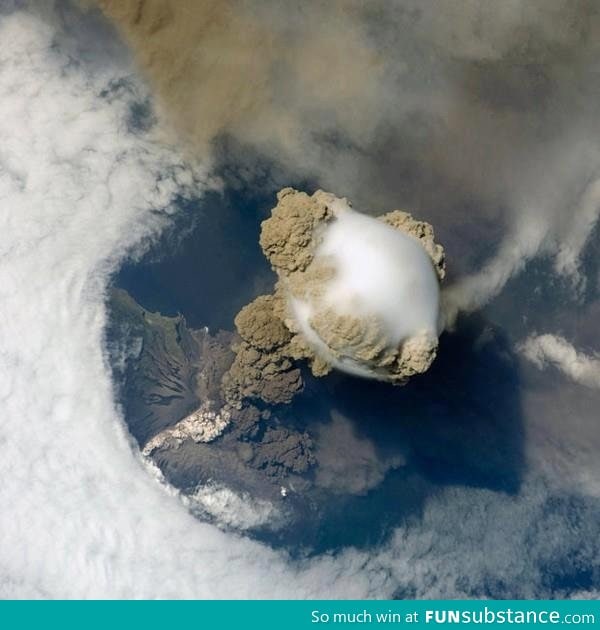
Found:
<box><xmin>218</xmin><ymin>189</ymin><xmax>445</xmax><ymax>412</ymax></box>
<box><xmin>257</xmin><ymin>189</ymin><xmax>443</xmax><ymax>384</ymax></box>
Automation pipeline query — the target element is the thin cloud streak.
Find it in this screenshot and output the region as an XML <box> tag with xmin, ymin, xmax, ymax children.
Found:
<box><xmin>519</xmin><ymin>334</ymin><xmax>600</xmax><ymax>390</ymax></box>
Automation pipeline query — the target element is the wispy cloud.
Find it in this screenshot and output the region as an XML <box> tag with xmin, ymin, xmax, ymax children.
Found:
<box><xmin>554</xmin><ymin>178</ymin><xmax>600</xmax><ymax>291</ymax></box>
<box><xmin>519</xmin><ymin>334</ymin><xmax>600</xmax><ymax>389</ymax></box>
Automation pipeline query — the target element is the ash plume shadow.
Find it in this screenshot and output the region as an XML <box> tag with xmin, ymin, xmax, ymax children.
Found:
<box><xmin>320</xmin><ymin>312</ymin><xmax>526</xmax><ymax>495</ymax></box>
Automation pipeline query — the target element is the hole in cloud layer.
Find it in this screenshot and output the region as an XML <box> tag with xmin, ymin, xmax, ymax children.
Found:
<box><xmin>108</xmin><ymin>162</ymin><xmax>600</xmax><ymax>598</ymax></box>
<box><xmin>4</xmin><ymin>0</ymin><xmax>600</xmax><ymax>600</ymax></box>
<box><xmin>112</xmin><ymin>196</ymin><xmax>527</xmax><ymax>549</ymax></box>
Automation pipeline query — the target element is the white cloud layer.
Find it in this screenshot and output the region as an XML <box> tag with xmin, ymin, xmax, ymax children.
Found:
<box><xmin>0</xmin><ymin>6</ymin><xmax>391</xmax><ymax>599</ymax></box>
<box><xmin>519</xmin><ymin>334</ymin><xmax>600</xmax><ymax>390</ymax></box>
<box><xmin>2</xmin><ymin>2</ymin><xmax>600</xmax><ymax>600</ymax></box>
<box><xmin>186</xmin><ymin>483</ymin><xmax>282</xmax><ymax>532</ymax></box>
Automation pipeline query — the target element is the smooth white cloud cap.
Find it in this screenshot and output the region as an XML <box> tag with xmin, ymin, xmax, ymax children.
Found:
<box><xmin>293</xmin><ymin>199</ymin><xmax>440</xmax><ymax>378</ymax></box>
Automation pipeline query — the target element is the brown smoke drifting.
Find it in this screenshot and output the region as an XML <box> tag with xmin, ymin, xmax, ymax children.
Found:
<box><xmin>97</xmin><ymin>0</ymin><xmax>600</xmax><ymax>318</ymax></box>
<box><xmin>95</xmin><ymin>0</ymin><xmax>385</xmax><ymax>166</ymax></box>
<box><xmin>221</xmin><ymin>188</ymin><xmax>445</xmax><ymax>408</ymax></box>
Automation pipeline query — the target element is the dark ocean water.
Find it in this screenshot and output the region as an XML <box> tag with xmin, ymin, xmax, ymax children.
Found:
<box><xmin>117</xmin><ymin>189</ymin><xmax>276</xmax><ymax>331</ymax></box>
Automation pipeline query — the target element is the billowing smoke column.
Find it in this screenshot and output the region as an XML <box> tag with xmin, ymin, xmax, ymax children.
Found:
<box><xmin>222</xmin><ymin>189</ymin><xmax>445</xmax><ymax>407</ymax></box>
